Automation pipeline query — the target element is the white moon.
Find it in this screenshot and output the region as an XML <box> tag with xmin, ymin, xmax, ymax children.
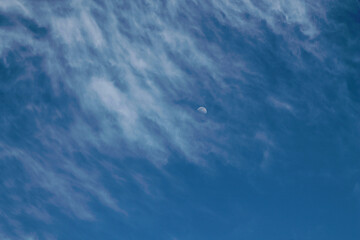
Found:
<box><xmin>197</xmin><ymin>106</ymin><xmax>207</xmax><ymax>114</ymax></box>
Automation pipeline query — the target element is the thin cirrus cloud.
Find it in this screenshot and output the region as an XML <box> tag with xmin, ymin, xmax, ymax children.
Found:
<box><xmin>268</xmin><ymin>96</ymin><xmax>294</xmax><ymax>113</ymax></box>
<box><xmin>0</xmin><ymin>0</ymin><xmax>221</xmax><ymax>232</ymax></box>
<box><xmin>1</xmin><ymin>0</ymin><xmax>358</xmax><ymax>239</ymax></box>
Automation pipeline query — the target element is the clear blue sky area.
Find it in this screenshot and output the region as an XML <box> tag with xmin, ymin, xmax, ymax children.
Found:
<box><xmin>1</xmin><ymin>1</ymin><xmax>360</xmax><ymax>239</ymax></box>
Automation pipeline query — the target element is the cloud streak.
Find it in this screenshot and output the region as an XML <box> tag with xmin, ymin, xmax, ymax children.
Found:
<box><xmin>1</xmin><ymin>0</ymin><xmax>359</xmax><ymax>239</ymax></box>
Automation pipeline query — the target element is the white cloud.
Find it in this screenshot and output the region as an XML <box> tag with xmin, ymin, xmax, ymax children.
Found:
<box><xmin>0</xmin><ymin>0</ymin><xmax>30</xmax><ymax>16</ymax></box>
<box><xmin>0</xmin><ymin>0</ymin><xmax>222</xmax><ymax>230</ymax></box>
<box><xmin>0</xmin><ymin>142</ymin><xmax>125</xmax><ymax>220</ymax></box>
<box><xmin>207</xmin><ymin>0</ymin><xmax>319</xmax><ymax>38</ymax></box>
<box><xmin>268</xmin><ymin>96</ymin><xmax>294</xmax><ymax>112</ymax></box>
<box><xmin>0</xmin><ymin>0</ymin><xmax>331</xmax><ymax>237</ymax></box>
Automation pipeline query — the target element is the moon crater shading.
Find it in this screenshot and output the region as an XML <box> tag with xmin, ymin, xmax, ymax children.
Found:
<box><xmin>197</xmin><ymin>106</ymin><xmax>207</xmax><ymax>114</ymax></box>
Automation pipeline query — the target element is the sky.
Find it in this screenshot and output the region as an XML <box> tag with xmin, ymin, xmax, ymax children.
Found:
<box><xmin>0</xmin><ymin>0</ymin><xmax>360</xmax><ymax>239</ymax></box>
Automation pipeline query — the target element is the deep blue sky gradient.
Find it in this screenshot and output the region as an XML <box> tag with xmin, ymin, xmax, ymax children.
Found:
<box><xmin>1</xmin><ymin>0</ymin><xmax>360</xmax><ymax>239</ymax></box>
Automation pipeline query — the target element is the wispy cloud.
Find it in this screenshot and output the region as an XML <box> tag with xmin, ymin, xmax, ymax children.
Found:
<box><xmin>268</xmin><ymin>96</ymin><xmax>294</xmax><ymax>113</ymax></box>
<box><xmin>1</xmin><ymin>0</ymin><xmax>351</xmax><ymax>238</ymax></box>
<box><xmin>203</xmin><ymin>0</ymin><xmax>319</xmax><ymax>38</ymax></box>
<box><xmin>0</xmin><ymin>143</ymin><xmax>125</xmax><ymax>220</ymax></box>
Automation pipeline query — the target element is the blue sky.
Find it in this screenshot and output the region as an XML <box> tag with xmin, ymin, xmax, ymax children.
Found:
<box><xmin>0</xmin><ymin>0</ymin><xmax>360</xmax><ymax>239</ymax></box>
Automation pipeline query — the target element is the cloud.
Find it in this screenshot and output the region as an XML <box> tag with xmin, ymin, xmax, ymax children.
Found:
<box><xmin>132</xmin><ymin>173</ymin><xmax>151</xmax><ymax>195</ymax></box>
<box><xmin>1</xmin><ymin>0</ymin><xmax>351</xmax><ymax>238</ymax></box>
<box><xmin>191</xmin><ymin>0</ymin><xmax>319</xmax><ymax>41</ymax></box>
<box><xmin>268</xmin><ymin>96</ymin><xmax>294</xmax><ymax>113</ymax></box>
<box><xmin>0</xmin><ymin>142</ymin><xmax>126</xmax><ymax>221</ymax></box>
<box><xmin>0</xmin><ymin>1</ymin><xmax>223</xmax><ymax>234</ymax></box>
<box><xmin>0</xmin><ymin>0</ymin><xmax>29</xmax><ymax>15</ymax></box>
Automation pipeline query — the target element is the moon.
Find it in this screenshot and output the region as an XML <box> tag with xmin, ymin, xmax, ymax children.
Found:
<box><xmin>197</xmin><ymin>106</ymin><xmax>207</xmax><ymax>114</ymax></box>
